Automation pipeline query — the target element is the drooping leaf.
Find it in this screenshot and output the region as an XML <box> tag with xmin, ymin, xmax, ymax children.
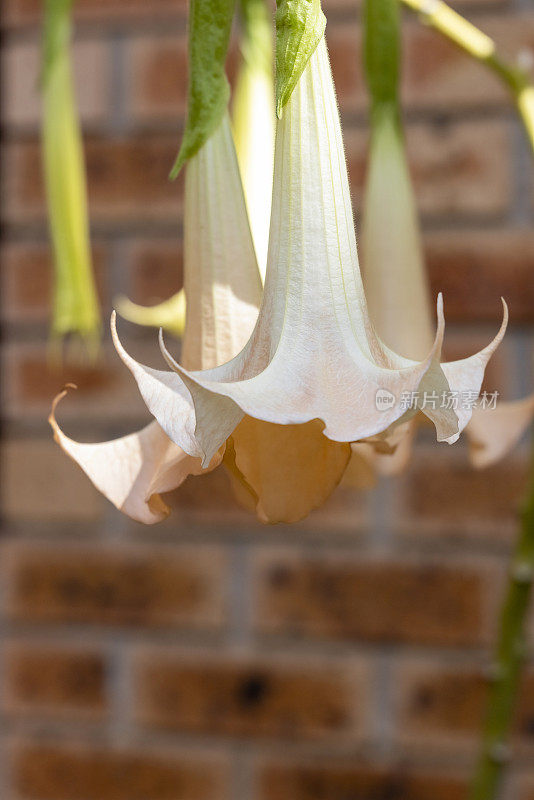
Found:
<box><xmin>274</xmin><ymin>0</ymin><xmax>326</xmax><ymax>117</ymax></box>
<box><xmin>170</xmin><ymin>0</ymin><xmax>236</xmax><ymax>177</ymax></box>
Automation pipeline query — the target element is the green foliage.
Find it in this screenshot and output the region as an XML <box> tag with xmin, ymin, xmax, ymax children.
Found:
<box><xmin>170</xmin><ymin>0</ymin><xmax>236</xmax><ymax>177</ymax></box>
<box><xmin>274</xmin><ymin>0</ymin><xmax>326</xmax><ymax>117</ymax></box>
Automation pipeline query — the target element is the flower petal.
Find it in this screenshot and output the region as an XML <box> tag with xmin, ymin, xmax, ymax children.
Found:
<box><xmin>181</xmin><ymin>112</ymin><xmax>262</xmax><ymax>371</ymax></box>
<box><xmin>228</xmin><ymin>417</ymin><xmax>351</xmax><ymax>523</ymax></box>
<box><xmin>349</xmin><ymin>419</ymin><xmax>417</xmax><ymax>479</ymax></box>
<box><xmin>115</xmin><ymin>290</ymin><xmax>186</xmax><ymax>337</ymax></box>
<box><xmin>49</xmin><ymin>387</ymin><xmax>221</xmax><ymax>524</ymax></box>
<box><xmin>441</xmin><ymin>300</ymin><xmax>509</xmax><ymax>442</ymax></box>
<box><xmin>111</xmin><ymin>312</ymin><xmax>204</xmax><ymax>459</ymax></box>
<box><xmin>110</xmin><ymin>113</ymin><xmax>262</xmax><ymax>463</ymax></box>
<box><xmin>467</xmin><ymin>394</ymin><xmax>534</xmax><ymax>468</ymax></box>
<box><xmin>340</xmin><ymin>450</ymin><xmax>377</xmax><ymax>489</ymax></box>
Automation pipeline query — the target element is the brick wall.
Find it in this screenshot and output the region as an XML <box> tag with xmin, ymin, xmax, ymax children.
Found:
<box><xmin>1</xmin><ymin>0</ymin><xmax>534</xmax><ymax>798</ymax></box>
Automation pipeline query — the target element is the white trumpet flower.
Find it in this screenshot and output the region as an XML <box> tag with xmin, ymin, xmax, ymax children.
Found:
<box><xmin>115</xmin><ymin>35</ymin><xmax>506</xmax><ymax>484</ymax></box>
<box><xmin>52</xmin><ymin>110</ymin><xmax>348</xmax><ymax>524</ymax></box>
<box><xmin>351</xmin><ymin>102</ymin><xmax>530</xmax><ymax>480</ymax></box>
<box><xmin>51</xmin><ymin>114</ymin><xmax>262</xmax><ymax>523</ymax></box>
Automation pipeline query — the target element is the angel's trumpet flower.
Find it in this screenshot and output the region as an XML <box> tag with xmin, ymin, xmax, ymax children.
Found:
<box><xmin>114</xmin><ymin>30</ymin><xmax>506</xmax><ymax>492</ymax></box>
<box><xmin>52</xmin><ymin>107</ymin><xmax>349</xmax><ymax>524</ymax></box>
<box><xmin>352</xmin><ymin>97</ymin><xmax>532</xmax><ymax>477</ymax></box>
<box><xmin>50</xmin><ymin>114</ymin><xmax>262</xmax><ymax>523</ymax></box>
<box><xmin>345</xmin><ymin>0</ymin><xmax>525</xmax><ymax>481</ymax></box>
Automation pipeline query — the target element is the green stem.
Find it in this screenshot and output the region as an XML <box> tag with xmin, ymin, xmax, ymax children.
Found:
<box><xmin>401</xmin><ymin>0</ymin><xmax>534</xmax><ymax>155</ymax></box>
<box><xmin>469</xmin><ymin>445</ymin><xmax>534</xmax><ymax>800</ymax></box>
<box><xmin>42</xmin><ymin>0</ymin><xmax>101</xmax><ymax>355</ymax></box>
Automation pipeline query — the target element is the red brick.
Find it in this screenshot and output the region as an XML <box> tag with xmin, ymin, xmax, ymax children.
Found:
<box><xmin>5</xmin><ymin>542</ymin><xmax>227</xmax><ymax>629</ymax></box>
<box><xmin>153</xmin><ymin>462</ymin><xmax>263</xmax><ymax>527</ymax></box>
<box><xmin>396</xmin><ymin>661</ymin><xmax>534</xmax><ymax>748</ymax></box>
<box><xmin>123</xmin><ymin>238</ymin><xmax>184</xmax><ymax>305</ymax></box>
<box><xmin>396</xmin><ymin>662</ymin><xmax>486</xmax><ymax>746</ymax></box>
<box><xmin>11</xmin><ymin>742</ymin><xmax>226</xmax><ymax>800</ymax></box>
<box><xmin>2</xmin><ymin>38</ymin><xmax>110</xmax><ymax>130</ymax></box>
<box><xmin>3</xmin><ymin>644</ymin><xmax>107</xmax><ymax>718</ymax></box>
<box><xmin>259</xmin><ymin>761</ymin><xmax>468</xmax><ymax>800</ymax></box>
<box><xmin>1</xmin><ymin>241</ymin><xmax>109</xmax><ymax>323</ymax></box>
<box><xmin>134</xmin><ymin>650</ymin><xmax>367</xmax><ymax>740</ymax></box>
<box><xmin>403</xmin><ymin>16</ymin><xmax>534</xmax><ymax>111</ymax></box>
<box><xmin>402</xmin><ymin>454</ymin><xmax>527</xmax><ymax>536</ymax></box>
<box><xmin>327</xmin><ymin>25</ymin><xmax>364</xmax><ymax>114</ymax></box>
<box><xmin>125</xmin><ymin>33</ymin><xmax>188</xmax><ymax>121</ymax></box>
<box><xmin>2</xmin><ymin>134</ymin><xmax>184</xmax><ymax>227</ymax></box>
<box><xmin>346</xmin><ymin>119</ymin><xmax>512</xmax><ymax>218</ymax></box>
<box><xmin>516</xmin><ymin>777</ymin><xmax>534</xmax><ymax>800</ymax></box>
<box><xmin>254</xmin><ymin>551</ymin><xmax>496</xmax><ymax>647</ymax></box>
<box><xmin>2</xmin><ymin>340</ymin><xmax>158</xmax><ymax>424</ymax></box>
<box><xmin>426</xmin><ymin>229</ymin><xmax>534</xmax><ymax>324</ymax></box>
<box><xmin>1</xmin><ymin>439</ymin><xmax>105</xmax><ymax>522</ymax></box>
<box><xmin>2</xmin><ymin>0</ymin><xmax>186</xmax><ymax>28</ymax></box>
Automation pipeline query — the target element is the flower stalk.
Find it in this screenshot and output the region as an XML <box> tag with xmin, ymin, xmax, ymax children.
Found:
<box><xmin>401</xmin><ymin>0</ymin><xmax>534</xmax><ymax>154</ymax></box>
<box><xmin>42</xmin><ymin>0</ymin><xmax>101</xmax><ymax>355</ymax></box>
<box><xmin>469</xmin><ymin>447</ymin><xmax>534</xmax><ymax>800</ymax></box>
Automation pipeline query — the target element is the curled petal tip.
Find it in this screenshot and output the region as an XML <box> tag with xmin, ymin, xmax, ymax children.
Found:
<box><xmin>49</xmin><ymin>382</ymin><xmax>78</xmax><ymax>427</ymax></box>
<box><xmin>500</xmin><ymin>297</ymin><xmax>509</xmax><ymax>329</ymax></box>
<box><xmin>110</xmin><ymin>310</ymin><xmax>118</xmax><ymax>339</ymax></box>
<box><xmin>483</xmin><ymin>298</ymin><xmax>508</xmax><ymax>357</ymax></box>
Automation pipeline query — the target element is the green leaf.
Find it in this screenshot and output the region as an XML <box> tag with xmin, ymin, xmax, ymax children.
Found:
<box><xmin>170</xmin><ymin>0</ymin><xmax>236</xmax><ymax>178</ymax></box>
<box><xmin>363</xmin><ymin>0</ymin><xmax>400</xmax><ymax>108</ymax></box>
<box><xmin>275</xmin><ymin>0</ymin><xmax>326</xmax><ymax>118</ymax></box>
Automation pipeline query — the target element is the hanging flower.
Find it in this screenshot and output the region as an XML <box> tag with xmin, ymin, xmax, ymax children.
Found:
<box><xmin>114</xmin><ymin>21</ymin><xmax>506</xmax><ymax>500</ymax></box>
<box><xmin>42</xmin><ymin>0</ymin><xmax>101</xmax><ymax>355</ymax></box>
<box><xmin>53</xmin><ymin>0</ymin><xmax>509</xmax><ymax>524</ymax></box>
<box><xmin>348</xmin><ymin>0</ymin><xmax>532</xmax><ymax>479</ymax></box>
<box><xmin>356</xmin><ymin>105</ymin><xmax>533</xmax><ymax>475</ymax></box>
<box><xmin>50</xmin><ymin>113</ymin><xmax>262</xmax><ymax>523</ymax></box>
<box><xmin>52</xmin><ymin>0</ymin><xmax>350</xmax><ymax>525</ymax></box>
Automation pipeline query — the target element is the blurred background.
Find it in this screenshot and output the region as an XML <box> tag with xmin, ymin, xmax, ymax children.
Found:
<box><xmin>2</xmin><ymin>0</ymin><xmax>534</xmax><ymax>797</ymax></box>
